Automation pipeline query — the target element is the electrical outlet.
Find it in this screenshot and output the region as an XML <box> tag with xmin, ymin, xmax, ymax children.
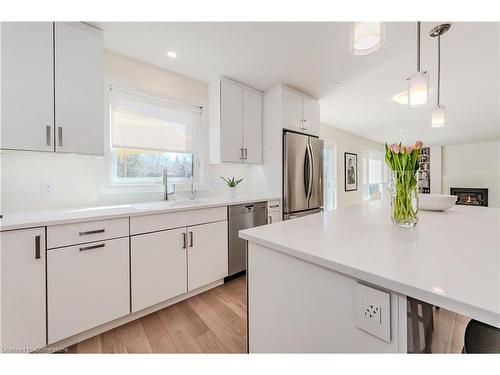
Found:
<box><xmin>40</xmin><ymin>183</ymin><xmax>56</xmax><ymax>197</ymax></box>
<box><xmin>362</xmin><ymin>301</ymin><xmax>381</xmax><ymax>323</ymax></box>
<box><xmin>355</xmin><ymin>283</ymin><xmax>391</xmax><ymax>342</ymax></box>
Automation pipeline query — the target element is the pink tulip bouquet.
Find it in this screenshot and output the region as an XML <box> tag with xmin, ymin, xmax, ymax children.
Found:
<box><xmin>384</xmin><ymin>141</ymin><xmax>423</xmax><ymax>227</ymax></box>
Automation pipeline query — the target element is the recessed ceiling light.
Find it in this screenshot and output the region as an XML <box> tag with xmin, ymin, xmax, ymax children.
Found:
<box><xmin>166</xmin><ymin>51</ymin><xmax>177</xmax><ymax>58</ymax></box>
<box><xmin>392</xmin><ymin>91</ymin><xmax>408</xmax><ymax>105</ymax></box>
<box><xmin>398</xmin><ymin>129</ymin><xmax>403</xmax><ymax>132</ymax></box>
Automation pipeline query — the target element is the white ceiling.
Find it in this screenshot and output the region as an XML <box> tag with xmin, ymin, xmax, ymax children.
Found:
<box><xmin>97</xmin><ymin>22</ymin><xmax>500</xmax><ymax>146</ymax></box>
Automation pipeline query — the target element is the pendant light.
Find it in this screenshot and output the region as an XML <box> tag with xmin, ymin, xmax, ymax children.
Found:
<box><xmin>351</xmin><ymin>22</ymin><xmax>385</xmax><ymax>55</ymax></box>
<box><xmin>430</xmin><ymin>23</ymin><xmax>451</xmax><ymax>128</ymax></box>
<box><xmin>407</xmin><ymin>22</ymin><xmax>429</xmax><ymax>107</ymax></box>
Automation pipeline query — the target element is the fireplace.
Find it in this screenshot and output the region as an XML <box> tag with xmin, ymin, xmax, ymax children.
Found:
<box><xmin>450</xmin><ymin>187</ymin><xmax>488</xmax><ymax>207</ymax></box>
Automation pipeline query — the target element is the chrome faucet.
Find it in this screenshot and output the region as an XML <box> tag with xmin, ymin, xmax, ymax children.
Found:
<box><xmin>163</xmin><ymin>168</ymin><xmax>175</xmax><ymax>201</ymax></box>
<box><xmin>189</xmin><ymin>176</ymin><xmax>197</xmax><ymax>200</ymax></box>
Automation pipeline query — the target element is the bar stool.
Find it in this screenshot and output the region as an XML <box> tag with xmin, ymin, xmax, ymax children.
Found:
<box><xmin>463</xmin><ymin>319</ymin><xmax>500</xmax><ymax>353</ymax></box>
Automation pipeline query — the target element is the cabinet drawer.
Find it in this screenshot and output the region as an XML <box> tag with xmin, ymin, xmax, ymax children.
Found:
<box><xmin>47</xmin><ymin>217</ymin><xmax>129</xmax><ymax>249</ymax></box>
<box><xmin>130</xmin><ymin>207</ymin><xmax>227</xmax><ymax>235</ymax></box>
<box><xmin>267</xmin><ymin>200</ymin><xmax>281</xmax><ymax>213</ymax></box>
<box><xmin>47</xmin><ymin>237</ymin><xmax>130</xmax><ymax>344</ymax></box>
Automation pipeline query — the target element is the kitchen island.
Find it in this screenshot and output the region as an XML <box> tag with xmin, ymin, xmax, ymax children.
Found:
<box><xmin>240</xmin><ymin>200</ymin><xmax>500</xmax><ymax>353</ymax></box>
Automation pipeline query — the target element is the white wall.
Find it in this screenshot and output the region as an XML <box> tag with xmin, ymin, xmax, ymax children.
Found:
<box><xmin>1</xmin><ymin>51</ymin><xmax>253</xmax><ymax>213</ymax></box>
<box><xmin>441</xmin><ymin>141</ymin><xmax>500</xmax><ymax>208</ymax></box>
<box><xmin>320</xmin><ymin>124</ymin><xmax>384</xmax><ymax>208</ymax></box>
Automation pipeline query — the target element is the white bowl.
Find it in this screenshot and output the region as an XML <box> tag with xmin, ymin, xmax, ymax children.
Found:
<box><xmin>419</xmin><ymin>194</ymin><xmax>458</xmax><ymax>211</ymax></box>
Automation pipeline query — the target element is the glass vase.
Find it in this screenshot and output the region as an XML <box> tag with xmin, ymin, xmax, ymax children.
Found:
<box><xmin>391</xmin><ymin>170</ymin><xmax>419</xmax><ymax>227</ymax></box>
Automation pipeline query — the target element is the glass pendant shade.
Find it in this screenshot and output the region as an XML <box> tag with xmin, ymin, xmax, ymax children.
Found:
<box><xmin>407</xmin><ymin>71</ymin><xmax>429</xmax><ymax>107</ymax></box>
<box><xmin>351</xmin><ymin>22</ymin><xmax>384</xmax><ymax>55</ymax></box>
<box><xmin>431</xmin><ymin>105</ymin><xmax>446</xmax><ymax>128</ymax></box>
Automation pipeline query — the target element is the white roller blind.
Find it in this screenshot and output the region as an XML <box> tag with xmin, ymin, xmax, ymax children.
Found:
<box><xmin>110</xmin><ymin>88</ymin><xmax>201</xmax><ymax>153</ymax></box>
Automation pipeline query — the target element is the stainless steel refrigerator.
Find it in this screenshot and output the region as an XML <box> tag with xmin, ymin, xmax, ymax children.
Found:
<box><xmin>283</xmin><ymin>131</ymin><xmax>324</xmax><ymax>220</ymax></box>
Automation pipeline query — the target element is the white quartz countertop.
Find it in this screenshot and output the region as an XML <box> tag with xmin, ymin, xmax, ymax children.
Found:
<box><xmin>0</xmin><ymin>195</ymin><xmax>279</xmax><ymax>231</ymax></box>
<box><xmin>240</xmin><ymin>200</ymin><xmax>500</xmax><ymax>327</ymax></box>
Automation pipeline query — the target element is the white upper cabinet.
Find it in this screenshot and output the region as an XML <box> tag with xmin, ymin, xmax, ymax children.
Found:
<box><xmin>281</xmin><ymin>86</ymin><xmax>320</xmax><ymax>136</ymax></box>
<box><xmin>0</xmin><ymin>22</ymin><xmax>104</xmax><ymax>155</ymax></box>
<box><xmin>303</xmin><ymin>95</ymin><xmax>320</xmax><ymax>136</ymax></box>
<box><xmin>220</xmin><ymin>79</ymin><xmax>244</xmax><ymax>163</ymax></box>
<box><xmin>1</xmin><ymin>228</ymin><xmax>46</xmax><ymax>352</ymax></box>
<box><xmin>209</xmin><ymin>77</ymin><xmax>263</xmax><ymax>164</ymax></box>
<box><xmin>1</xmin><ymin>22</ymin><xmax>54</xmax><ymax>152</ymax></box>
<box><xmin>55</xmin><ymin>23</ymin><xmax>104</xmax><ymax>155</ymax></box>
<box><xmin>243</xmin><ymin>88</ymin><xmax>263</xmax><ymax>164</ymax></box>
<box><xmin>282</xmin><ymin>87</ymin><xmax>304</xmax><ymax>133</ymax></box>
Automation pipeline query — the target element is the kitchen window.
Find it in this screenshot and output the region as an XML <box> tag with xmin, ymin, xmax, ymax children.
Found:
<box><xmin>109</xmin><ymin>87</ymin><xmax>202</xmax><ymax>185</ymax></box>
<box><xmin>362</xmin><ymin>150</ymin><xmax>388</xmax><ymax>200</ymax></box>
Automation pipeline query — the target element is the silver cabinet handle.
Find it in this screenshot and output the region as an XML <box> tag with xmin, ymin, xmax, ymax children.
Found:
<box><xmin>79</xmin><ymin>243</ymin><xmax>105</xmax><ymax>251</ymax></box>
<box><xmin>244</xmin><ymin>148</ymin><xmax>248</xmax><ymax>160</ymax></box>
<box><xmin>303</xmin><ymin>119</ymin><xmax>307</xmax><ymax>130</ymax></box>
<box><xmin>268</xmin><ymin>216</ymin><xmax>272</xmax><ymax>224</ymax></box>
<box><xmin>79</xmin><ymin>229</ymin><xmax>105</xmax><ymax>236</ymax></box>
<box><xmin>46</xmin><ymin>126</ymin><xmax>52</xmax><ymax>146</ymax></box>
<box><xmin>189</xmin><ymin>231</ymin><xmax>193</xmax><ymax>248</ymax></box>
<box><xmin>35</xmin><ymin>235</ymin><xmax>41</xmax><ymax>259</ymax></box>
<box><xmin>269</xmin><ymin>204</ymin><xmax>280</xmax><ymax>209</ymax></box>
<box><xmin>58</xmin><ymin>126</ymin><xmax>63</xmax><ymax>146</ymax></box>
<box><xmin>182</xmin><ymin>232</ymin><xmax>187</xmax><ymax>249</ymax></box>
<box><xmin>240</xmin><ymin>147</ymin><xmax>244</xmax><ymax>160</ymax></box>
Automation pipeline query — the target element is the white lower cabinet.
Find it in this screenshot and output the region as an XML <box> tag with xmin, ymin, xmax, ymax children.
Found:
<box><xmin>130</xmin><ymin>220</ymin><xmax>228</xmax><ymax>312</ymax></box>
<box><xmin>131</xmin><ymin>228</ymin><xmax>188</xmax><ymax>313</ymax></box>
<box><xmin>2</xmin><ymin>209</ymin><xmax>230</xmax><ymax>348</ymax></box>
<box><xmin>268</xmin><ymin>211</ymin><xmax>281</xmax><ymax>224</ymax></box>
<box><xmin>187</xmin><ymin>221</ymin><xmax>228</xmax><ymax>291</ymax></box>
<box><xmin>47</xmin><ymin>237</ymin><xmax>129</xmax><ymax>344</ymax></box>
<box><xmin>267</xmin><ymin>200</ymin><xmax>282</xmax><ymax>224</ymax></box>
<box><xmin>1</xmin><ymin>228</ymin><xmax>46</xmax><ymax>352</ymax></box>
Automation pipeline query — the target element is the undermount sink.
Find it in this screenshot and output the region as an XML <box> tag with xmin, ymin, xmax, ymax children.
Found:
<box><xmin>65</xmin><ymin>204</ymin><xmax>137</xmax><ymax>214</ymax></box>
<box><xmin>133</xmin><ymin>199</ymin><xmax>207</xmax><ymax>210</ymax></box>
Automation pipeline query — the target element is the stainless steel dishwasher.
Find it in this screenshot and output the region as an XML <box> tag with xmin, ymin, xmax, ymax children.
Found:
<box><xmin>228</xmin><ymin>201</ymin><xmax>268</xmax><ymax>277</ymax></box>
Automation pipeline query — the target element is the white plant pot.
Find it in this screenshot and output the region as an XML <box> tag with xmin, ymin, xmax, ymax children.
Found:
<box><xmin>227</xmin><ymin>187</ymin><xmax>237</xmax><ymax>199</ymax></box>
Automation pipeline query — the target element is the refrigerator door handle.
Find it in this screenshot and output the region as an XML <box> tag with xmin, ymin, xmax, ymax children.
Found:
<box><xmin>309</xmin><ymin>143</ymin><xmax>315</xmax><ymax>201</ymax></box>
<box><xmin>303</xmin><ymin>146</ymin><xmax>310</xmax><ymax>201</ymax></box>
<box><xmin>306</xmin><ymin>144</ymin><xmax>313</xmax><ymax>201</ymax></box>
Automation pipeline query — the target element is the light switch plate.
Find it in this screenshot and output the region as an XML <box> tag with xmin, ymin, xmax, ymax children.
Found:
<box><xmin>355</xmin><ymin>283</ymin><xmax>391</xmax><ymax>342</ymax></box>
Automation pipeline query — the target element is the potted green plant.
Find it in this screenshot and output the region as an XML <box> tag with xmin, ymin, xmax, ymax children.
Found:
<box><xmin>384</xmin><ymin>141</ymin><xmax>423</xmax><ymax>227</ymax></box>
<box><xmin>220</xmin><ymin>176</ymin><xmax>243</xmax><ymax>198</ymax></box>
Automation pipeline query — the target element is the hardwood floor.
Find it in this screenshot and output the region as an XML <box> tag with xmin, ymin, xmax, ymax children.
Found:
<box><xmin>62</xmin><ymin>275</ymin><xmax>466</xmax><ymax>354</ymax></box>
<box><xmin>64</xmin><ymin>276</ymin><xmax>246</xmax><ymax>353</ymax></box>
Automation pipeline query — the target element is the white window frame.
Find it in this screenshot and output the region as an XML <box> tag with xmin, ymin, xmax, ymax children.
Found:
<box><xmin>362</xmin><ymin>149</ymin><xmax>388</xmax><ymax>200</ymax></box>
<box><xmin>105</xmin><ymin>85</ymin><xmax>205</xmax><ymax>189</ymax></box>
<box><xmin>323</xmin><ymin>143</ymin><xmax>337</xmax><ymax>210</ymax></box>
